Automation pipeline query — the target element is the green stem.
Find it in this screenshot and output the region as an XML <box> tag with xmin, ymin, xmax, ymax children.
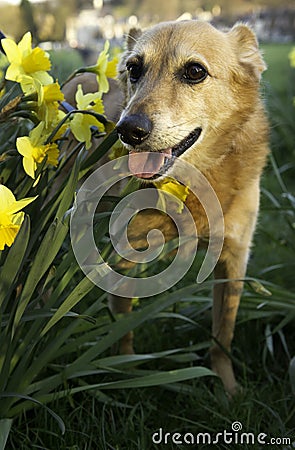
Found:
<box><xmin>45</xmin><ymin>109</ymin><xmax>108</xmax><ymax>144</ymax></box>
<box><xmin>60</xmin><ymin>67</ymin><xmax>89</xmax><ymax>89</ymax></box>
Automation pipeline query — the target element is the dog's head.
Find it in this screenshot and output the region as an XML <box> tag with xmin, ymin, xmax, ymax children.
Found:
<box><xmin>117</xmin><ymin>20</ymin><xmax>266</xmax><ymax>180</ymax></box>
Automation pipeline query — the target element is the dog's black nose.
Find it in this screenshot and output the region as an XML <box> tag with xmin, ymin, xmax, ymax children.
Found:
<box><xmin>117</xmin><ymin>114</ymin><xmax>152</xmax><ymax>146</ymax></box>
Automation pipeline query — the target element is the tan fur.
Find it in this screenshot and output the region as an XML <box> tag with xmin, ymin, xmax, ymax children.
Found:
<box><xmin>114</xmin><ymin>20</ymin><xmax>269</xmax><ymax>395</ymax></box>
<box><xmin>65</xmin><ymin>20</ymin><xmax>269</xmax><ymax>395</ymax></box>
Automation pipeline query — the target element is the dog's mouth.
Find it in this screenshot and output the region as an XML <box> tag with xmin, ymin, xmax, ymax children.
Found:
<box><xmin>128</xmin><ymin>127</ymin><xmax>202</xmax><ymax>180</ymax></box>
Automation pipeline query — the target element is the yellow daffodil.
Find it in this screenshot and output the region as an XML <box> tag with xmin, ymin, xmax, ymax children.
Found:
<box><xmin>87</xmin><ymin>41</ymin><xmax>118</xmax><ymax>94</ymax></box>
<box><xmin>38</xmin><ymin>82</ymin><xmax>65</xmax><ymax>128</ymax></box>
<box><xmin>16</xmin><ymin>122</ymin><xmax>59</xmax><ymax>179</ymax></box>
<box><xmin>289</xmin><ymin>48</ymin><xmax>295</xmax><ymax>68</ymax></box>
<box><xmin>70</xmin><ymin>84</ymin><xmax>105</xmax><ymax>149</ymax></box>
<box><xmin>108</xmin><ymin>140</ymin><xmax>127</xmax><ymax>161</ymax></box>
<box><xmin>0</xmin><ymin>184</ymin><xmax>37</xmax><ymax>250</ymax></box>
<box><xmin>2</xmin><ymin>32</ymin><xmax>53</xmax><ymax>98</ymax></box>
<box><xmin>155</xmin><ymin>178</ymin><xmax>190</xmax><ymax>213</ymax></box>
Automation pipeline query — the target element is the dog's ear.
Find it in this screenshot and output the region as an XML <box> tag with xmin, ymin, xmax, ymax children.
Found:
<box><xmin>126</xmin><ymin>27</ymin><xmax>142</xmax><ymax>50</ymax></box>
<box><xmin>229</xmin><ymin>23</ymin><xmax>266</xmax><ymax>80</ymax></box>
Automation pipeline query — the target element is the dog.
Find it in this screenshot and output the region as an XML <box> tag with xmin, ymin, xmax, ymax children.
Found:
<box><xmin>65</xmin><ymin>20</ymin><xmax>269</xmax><ymax>395</ymax></box>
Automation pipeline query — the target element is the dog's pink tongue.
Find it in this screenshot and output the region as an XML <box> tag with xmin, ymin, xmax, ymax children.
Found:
<box><xmin>128</xmin><ymin>150</ymin><xmax>172</xmax><ymax>178</ymax></box>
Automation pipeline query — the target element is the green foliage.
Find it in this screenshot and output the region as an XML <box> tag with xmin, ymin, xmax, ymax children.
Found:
<box><xmin>49</xmin><ymin>49</ymin><xmax>84</xmax><ymax>84</ymax></box>
<box><xmin>0</xmin><ymin>34</ymin><xmax>215</xmax><ymax>450</ymax></box>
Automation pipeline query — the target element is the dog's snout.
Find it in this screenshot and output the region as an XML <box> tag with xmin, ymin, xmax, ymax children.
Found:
<box><xmin>117</xmin><ymin>114</ymin><xmax>152</xmax><ymax>146</ymax></box>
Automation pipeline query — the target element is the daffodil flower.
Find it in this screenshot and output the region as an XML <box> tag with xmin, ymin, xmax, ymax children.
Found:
<box><xmin>69</xmin><ymin>84</ymin><xmax>105</xmax><ymax>149</ymax></box>
<box><xmin>2</xmin><ymin>32</ymin><xmax>53</xmax><ymax>99</ymax></box>
<box><xmin>16</xmin><ymin>121</ymin><xmax>59</xmax><ymax>179</ymax></box>
<box><xmin>87</xmin><ymin>41</ymin><xmax>118</xmax><ymax>94</ymax></box>
<box><xmin>0</xmin><ymin>184</ymin><xmax>37</xmax><ymax>250</ymax></box>
<box><xmin>108</xmin><ymin>140</ymin><xmax>128</xmax><ymax>161</ymax></box>
<box><xmin>37</xmin><ymin>82</ymin><xmax>65</xmax><ymax>128</ymax></box>
<box><xmin>155</xmin><ymin>179</ymin><xmax>190</xmax><ymax>213</ymax></box>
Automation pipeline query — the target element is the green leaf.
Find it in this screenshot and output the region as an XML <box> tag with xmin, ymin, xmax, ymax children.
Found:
<box><xmin>68</xmin><ymin>285</ymin><xmax>202</xmax><ymax>374</ymax></box>
<box><xmin>55</xmin><ymin>152</ymin><xmax>81</xmax><ymax>221</ymax></box>
<box><xmin>40</xmin><ymin>275</ymin><xmax>95</xmax><ymax>335</ymax></box>
<box><xmin>0</xmin><ymin>418</ymin><xmax>13</xmax><ymax>450</ymax></box>
<box><xmin>79</xmin><ymin>129</ymin><xmax>118</xmax><ymax>178</ymax></box>
<box><xmin>0</xmin><ymin>393</ymin><xmax>65</xmax><ymax>434</ymax></box>
<box><xmin>289</xmin><ymin>356</ymin><xmax>295</xmax><ymax>396</ymax></box>
<box><xmin>11</xmin><ymin>367</ymin><xmax>215</xmax><ymax>414</ymax></box>
<box><xmin>247</xmin><ymin>279</ymin><xmax>272</xmax><ymax>297</ymax></box>
<box><xmin>13</xmin><ymin>218</ymin><xmax>68</xmax><ymax>330</ymax></box>
<box><xmin>36</xmin><ymin>367</ymin><xmax>215</xmax><ymax>400</ymax></box>
<box><xmin>97</xmin><ymin>366</ymin><xmax>215</xmax><ymax>389</ymax></box>
<box><xmin>0</xmin><ymin>216</ymin><xmax>30</xmax><ymax>310</ymax></box>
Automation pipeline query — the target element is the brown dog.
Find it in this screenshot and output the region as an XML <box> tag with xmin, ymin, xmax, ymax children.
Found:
<box><xmin>110</xmin><ymin>20</ymin><xmax>269</xmax><ymax>395</ymax></box>
<box><xmin>65</xmin><ymin>20</ymin><xmax>269</xmax><ymax>395</ymax></box>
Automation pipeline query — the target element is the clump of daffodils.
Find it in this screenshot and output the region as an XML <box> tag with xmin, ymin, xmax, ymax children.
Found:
<box><xmin>0</xmin><ymin>31</ymin><xmax>118</xmax><ymax>250</ymax></box>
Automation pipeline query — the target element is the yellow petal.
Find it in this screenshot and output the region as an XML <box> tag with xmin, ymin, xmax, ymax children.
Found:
<box><xmin>30</xmin><ymin>121</ymin><xmax>45</xmax><ymax>144</ymax></box>
<box><xmin>92</xmin><ymin>98</ymin><xmax>105</xmax><ymax>115</ymax></box>
<box><xmin>33</xmin><ymin>70</ymin><xmax>53</xmax><ymax>86</ymax></box>
<box><xmin>83</xmin><ymin>92</ymin><xmax>102</xmax><ymax>108</ymax></box>
<box><xmin>43</xmin><ymin>83</ymin><xmax>64</xmax><ymax>102</ymax></box>
<box><xmin>1</xmin><ymin>38</ymin><xmax>21</xmax><ymax>64</ymax></box>
<box><xmin>18</xmin><ymin>32</ymin><xmax>32</xmax><ymax>55</ymax></box>
<box><xmin>16</xmin><ymin>136</ymin><xmax>34</xmax><ymax>158</ymax></box>
<box><xmin>105</xmin><ymin>58</ymin><xmax>118</xmax><ymax>78</ymax></box>
<box><xmin>23</xmin><ymin>156</ymin><xmax>37</xmax><ymax>179</ymax></box>
<box><xmin>97</xmin><ymin>73</ymin><xmax>109</xmax><ymax>94</ymax></box>
<box><xmin>0</xmin><ymin>184</ymin><xmax>36</xmax><ymax>249</ymax></box>
<box><xmin>75</xmin><ymin>84</ymin><xmax>84</xmax><ymax>109</ymax></box>
<box><xmin>0</xmin><ymin>185</ymin><xmax>16</xmax><ymax>212</ymax></box>
<box><xmin>45</xmin><ymin>143</ymin><xmax>59</xmax><ymax>166</ymax></box>
<box><xmin>155</xmin><ymin>179</ymin><xmax>190</xmax><ymax>214</ymax></box>
<box><xmin>156</xmin><ymin>179</ymin><xmax>189</xmax><ymax>202</ymax></box>
<box><xmin>0</xmin><ymin>223</ymin><xmax>20</xmax><ymax>249</ymax></box>
<box><xmin>5</xmin><ymin>62</ymin><xmax>24</xmax><ymax>82</ymax></box>
<box><xmin>96</xmin><ymin>41</ymin><xmax>110</xmax><ymax>69</ymax></box>
<box><xmin>22</xmin><ymin>47</ymin><xmax>51</xmax><ymax>73</ymax></box>
<box><xmin>70</xmin><ymin>114</ymin><xmax>91</xmax><ymax>148</ymax></box>
<box><xmin>6</xmin><ymin>197</ymin><xmax>37</xmax><ymax>215</ymax></box>
<box><xmin>19</xmin><ymin>75</ymin><xmax>39</xmax><ymax>96</ymax></box>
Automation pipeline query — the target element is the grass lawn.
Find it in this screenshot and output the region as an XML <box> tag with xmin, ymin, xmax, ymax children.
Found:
<box><xmin>6</xmin><ymin>43</ymin><xmax>295</xmax><ymax>449</ymax></box>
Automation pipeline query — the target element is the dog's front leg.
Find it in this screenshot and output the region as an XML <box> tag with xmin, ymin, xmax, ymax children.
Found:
<box><xmin>210</xmin><ymin>244</ymin><xmax>249</xmax><ymax>395</ymax></box>
<box><xmin>108</xmin><ymin>295</ymin><xmax>134</xmax><ymax>354</ymax></box>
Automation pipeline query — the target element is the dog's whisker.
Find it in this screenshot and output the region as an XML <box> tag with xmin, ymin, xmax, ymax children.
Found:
<box><xmin>167</xmin><ymin>117</ymin><xmax>201</xmax><ymax>129</ymax></box>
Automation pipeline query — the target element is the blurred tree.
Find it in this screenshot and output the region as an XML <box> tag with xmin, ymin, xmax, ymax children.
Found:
<box><xmin>20</xmin><ymin>0</ymin><xmax>39</xmax><ymax>41</ymax></box>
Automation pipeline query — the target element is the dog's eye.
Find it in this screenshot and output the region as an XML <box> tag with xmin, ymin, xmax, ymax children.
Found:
<box><xmin>183</xmin><ymin>63</ymin><xmax>208</xmax><ymax>83</ymax></box>
<box><xmin>126</xmin><ymin>62</ymin><xmax>143</xmax><ymax>83</ymax></box>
